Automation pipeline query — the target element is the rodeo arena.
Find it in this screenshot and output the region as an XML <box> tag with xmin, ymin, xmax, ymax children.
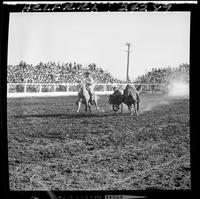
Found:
<box><xmin>7</xmin><ymin>61</ymin><xmax>190</xmax><ymax>190</ymax></box>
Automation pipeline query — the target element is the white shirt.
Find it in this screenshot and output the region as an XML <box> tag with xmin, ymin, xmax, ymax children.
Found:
<box><xmin>85</xmin><ymin>76</ymin><xmax>94</xmax><ymax>88</ymax></box>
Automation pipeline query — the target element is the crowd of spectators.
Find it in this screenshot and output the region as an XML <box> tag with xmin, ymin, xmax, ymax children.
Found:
<box><xmin>7</xmin><ymin>61</ymin><xmax>124</xmax><ymax>84</ymax></box>
<box><xmin>7</xmin><ymin>61</ymin><xmax>189</xmax><ymax>86</ymax></box>
<box><xmin>134</xmin><ymin>63</ymin><xmax>189</xmax><ymax>85</ymax></box>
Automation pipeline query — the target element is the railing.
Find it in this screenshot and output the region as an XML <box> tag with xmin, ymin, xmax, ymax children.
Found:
<box><xmin>7</xmin><ymin>83</ymin><xmax>167</xmax><ymax>98</ymax></box>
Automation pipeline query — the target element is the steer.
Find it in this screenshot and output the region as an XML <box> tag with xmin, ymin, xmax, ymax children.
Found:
<box><xmin>108</xmin><ymin>87</ymin><xmax>124</xmax><ymax>114</ymax></box>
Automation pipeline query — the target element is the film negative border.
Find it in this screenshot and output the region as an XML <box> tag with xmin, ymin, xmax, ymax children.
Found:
<box><xmin>2</xmin><ymin>1</ymin><xmax>198</xmax><ymax>12</ymax></box>
<box><xmin>0</xmin><ymin>1</ymin><xmax>199</xmax><ymax>199</ymax></box>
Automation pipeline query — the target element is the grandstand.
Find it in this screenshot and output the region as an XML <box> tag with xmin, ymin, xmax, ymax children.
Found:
<box><xmin>7</xmin><ymin>61</ymin><xmax>124</xmax><ymax>84</ymax></box>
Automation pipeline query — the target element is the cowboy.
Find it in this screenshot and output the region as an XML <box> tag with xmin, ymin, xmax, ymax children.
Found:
<box><xmin>84</xmin><ymin>71</ymin><xmax>94</xmax><ymax>102</ymax></box>
<box><xmin>134</xmin><ymin>85</ymin><xmax>140</xmax><ymax>102</ymax></box>
<box><xmin>112</xmin><ymin>86</ymin><xmax>123</xmax><ymax>97</ymax></box>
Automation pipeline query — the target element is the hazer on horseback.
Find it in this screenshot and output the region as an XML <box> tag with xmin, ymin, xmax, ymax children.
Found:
<box><xmin>84</xmin><ymin>71</ymin><xmax>94</xmax><ymax>103</ymax></box>
<box><xmin>76</xmin><ymin>71</ymin><xmax>104</xmax><ymax>113</ymax></box>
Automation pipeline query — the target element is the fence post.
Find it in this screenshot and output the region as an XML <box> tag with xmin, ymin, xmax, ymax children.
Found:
<box><xmin>39</xmin><ymin>84</ymin><xmax>42</xmax><ymax>93</ymax></box>
<box><xmin>53</xmin><ymin>84</ymin><xmax>56</xmax><ymax>92</ymax></box>
<box><xmin>24</xmin><ymin>84</ymin><xmax>27</xmax><ymax>93</ymax></box>
<box><xmin>103</xmin><ymin>84</ymin><xmax>106</xmax><ymax>92</ymax></box>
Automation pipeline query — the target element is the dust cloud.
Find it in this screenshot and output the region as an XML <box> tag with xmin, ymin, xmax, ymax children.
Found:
<box><xmin>167</xmin><ymin>80</ymin><xmax>189</xmax><ymax>97</ymax></box>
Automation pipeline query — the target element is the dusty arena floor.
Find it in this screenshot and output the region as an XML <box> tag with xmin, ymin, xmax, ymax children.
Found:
<box><xmin>7</xmin><ymin>94</ymin><xmax>190</xmax><ymax>190</ymax></box>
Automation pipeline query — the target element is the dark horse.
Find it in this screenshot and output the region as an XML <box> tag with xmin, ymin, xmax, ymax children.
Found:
<box><xmin>76</xmin><ymin>80</ymin><xmax>100</xmax><ymax>113</ymax></box>
<box><xmin>123</xmin><ymin>84</ymin><xmax>141</xmax><ymax>115</ymax></box>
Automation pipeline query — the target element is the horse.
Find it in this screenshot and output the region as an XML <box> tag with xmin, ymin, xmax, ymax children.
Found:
<box><xmin>108</xmin><ymin>89</ymin><xmax>124</xmax><ymax>114</ymax></box>
<box><xmin>76</xmin><ymin>80</ymin><xmax>100</xmax><ymax>113</ymax></box>
<box><xmin>123</xmin><ymin>84</ymin><xmax>140</xmax><ymax>115</ymax></box>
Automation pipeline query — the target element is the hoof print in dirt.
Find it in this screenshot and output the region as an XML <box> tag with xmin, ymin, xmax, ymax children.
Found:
<box><xmin>87</xmin><ymin>146</ymin><xmax>94</xmax><ymax>151</ymax></box>
<box><xmin>117</xmin><ymin>167</ymin><xmax>125</xmax><ymax>172</ymax></box>
<box><xmin>63</xmin><ymin>168</ymin><xmax>73</xmax><ymax>174</ymax></box>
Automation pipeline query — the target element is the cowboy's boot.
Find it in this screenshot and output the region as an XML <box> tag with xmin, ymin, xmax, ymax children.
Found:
<box><xmin>90</xmin><ymin>92</ymin><xmax>94</xmax><ymax>104</ymax></box>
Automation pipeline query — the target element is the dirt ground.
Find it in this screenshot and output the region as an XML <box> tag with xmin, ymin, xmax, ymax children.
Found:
<box><xmin>7</xmin><ymin>93</ymin><xmax>190</xmax><ymax>190</ymax></box>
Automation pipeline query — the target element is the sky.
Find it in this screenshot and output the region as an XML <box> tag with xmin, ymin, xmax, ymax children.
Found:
<box><xmin>8</xmin><ymin>12</ymin><xmax>190</xmax><ymax>80</ymax></box>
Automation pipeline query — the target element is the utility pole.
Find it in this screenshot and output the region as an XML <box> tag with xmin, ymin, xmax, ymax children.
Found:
<box><xmin>125</xmin><ymin>43</ymin><xmax>132</xmax><ymax>82</ymax></box>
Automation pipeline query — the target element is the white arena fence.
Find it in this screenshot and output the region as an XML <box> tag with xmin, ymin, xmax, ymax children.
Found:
<box><xmin>7</xmin><ymin>83</ymin><xmax>167</xmax><ymax>98</ymax></box>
